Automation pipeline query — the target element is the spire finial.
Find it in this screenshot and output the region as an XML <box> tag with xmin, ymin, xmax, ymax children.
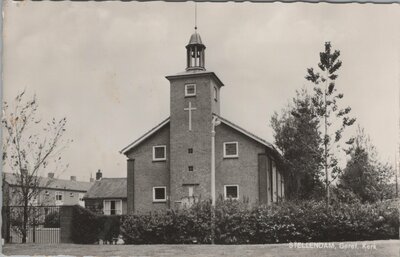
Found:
<box><xmin>194</xmin><ymin>2</ymin><xmax>197</xmax><ymax>31</ymax></box>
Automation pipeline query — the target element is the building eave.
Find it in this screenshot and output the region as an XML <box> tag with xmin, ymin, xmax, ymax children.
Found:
<box><xmin>165</xmin><ymin>70</ymin><xmax>224</xmax><ymax>87</ymax></box>
<box><xmin>213</xmin><ymin>114</ymin><xmax>279</xmax><ymax>153</ymax></box>
<box><xmin>120</xmin><ymin>117</ymin><xmax>170</xmax><ymax>155</ymax></box>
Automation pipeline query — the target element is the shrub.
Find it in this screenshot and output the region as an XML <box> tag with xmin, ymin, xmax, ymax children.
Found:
<box><xmin>70</xmin><ymin>205</ymin><xmax>99</xmax><ymax>244</ymax></box>
<box><xmin>120</xmin><ymin>200</ymin><xmax>399</xmax><ymax>244</ymax></box>
<box><xmin>70</xmin><ymin>205</ymin><xmax>121</xmax><ymax>244</ymax></box>
<box><xmin>97</xmin><ymin>215</ymin><xmax>121</xmax><ymax>242</ymax></box>
<box><xmin>44</xmin><ymin>211</ymin><xmax>60</xmax><ymax>228</ymax></box>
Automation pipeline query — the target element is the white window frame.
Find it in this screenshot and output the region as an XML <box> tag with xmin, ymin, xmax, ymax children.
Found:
<box><xmin>188</xmin><ymin>186</ymin><xmax>194</xmax><ymax>197</ymax></box>
<box><xmin>78</xmin><ymin>193</ymin><xmax>85</xmax><ymax>207</ymax></box>
<box><xmin>55</xmin><ymin>191</ymin><xmax>63</xmax><ymax>205</ymax></box>
<box><xmin>223</xmin><ymin>142</ymin><xmax>239</xmax><ymax>158</ymax></box>
<box><xmin>224</xmin><ymin>185</ymin><xmax>239</xmax><ymax>200</ymax></box>
<box><xmin>103</xmin><ymin>199</ymin><xmax>122</xmax><ymax>215</ymax></box>
<box><xmin>153</xmin><ymin>186</ymin><xmax>167</xmax><ymax>202</ymax></box>
<box><xmin>185</xmin><ymin>84</ymin><xmax>196</xmax><ymax>97</ymax></box>
<box><xmin>152</xmin><ymin>145</ymin><xmax>167</xmax><ymax>161</ymax></box>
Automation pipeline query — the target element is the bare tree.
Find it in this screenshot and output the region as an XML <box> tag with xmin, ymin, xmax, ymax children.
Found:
<box><xmin>2</xmin><ymin>91</ymin><xmax>70</xmax><ymax>243</ymax></box>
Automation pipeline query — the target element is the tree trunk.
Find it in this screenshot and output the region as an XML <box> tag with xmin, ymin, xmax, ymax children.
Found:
<box><xmin>22</xmin><ymin>201</ymin><xmax>28</xmax><ymax>243</ymax></box>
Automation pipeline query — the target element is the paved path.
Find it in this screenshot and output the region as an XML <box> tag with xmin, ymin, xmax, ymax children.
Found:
<box><xmin>3</xmin><ymin>240</ymin><xmax>399</xmax><ymax>257</ymax></box>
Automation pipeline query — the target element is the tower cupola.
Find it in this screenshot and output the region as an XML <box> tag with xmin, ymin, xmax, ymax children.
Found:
<box><xmin>186</xmin><ymin>30</ymin><xmax>206</xmax><ymax>71</ymax></box>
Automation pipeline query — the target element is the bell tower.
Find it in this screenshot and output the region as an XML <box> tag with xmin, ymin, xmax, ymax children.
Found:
<box><xmin>166</xmin><ymin>29</ymin><xmax>224</xmax><ymax>207</ymax></box>
<box><xmin>186</xmin><ymin>29</ymin><xmax>206</xmax><ymax>71</ymax></box>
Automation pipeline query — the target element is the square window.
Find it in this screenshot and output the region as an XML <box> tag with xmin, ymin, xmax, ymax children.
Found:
<box><xmin>153</xmin><ymin>145</ymin><xmax>167</xmax><ymax>161</ymax></box>
<box><xmin>188</xmin><ymin>148</ymin><xmax>193</xmax><ymax>154</ymax></box>
<box><xmin>188</xmin><ymin>166</ymin><xmax>194</xmax><ymax>172</ymax></box>
<box><xmin>153</xmin><ymin>187</ymin><xmax>167</xmax><ymax>202</ymax></box>
<box><xmin>223</xmin><ymin>142</ymin><xmax>239</xmax><ymax>158</ymax></box>
<box><xmin>185</xmin><ymin>84</ymin><xmax>196</xmax><ymax>97</ymax></box>
<box><xmin>224</xmin><ymin>185</ymin><xmax>239</xmax><ymax>200</ymax></box>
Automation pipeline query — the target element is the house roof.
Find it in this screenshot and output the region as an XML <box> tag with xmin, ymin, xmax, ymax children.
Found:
<box><xmin>3</xmin><ymin>172</ymin><xmax>93</xmax><ymax>192</ymax></box>
<box><xmin>120</xmin><ymin>115</ymin><xmax>278</xmax><ymax>155</ymax></box>
<box><xmin>84</xmin><ymin>178</ymin><xmax>127</xmax><ymax>199</ymax></box>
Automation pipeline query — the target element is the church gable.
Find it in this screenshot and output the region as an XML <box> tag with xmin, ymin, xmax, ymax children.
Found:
<box><xmin>123</xmin><ymin>121</ymin><xmax>170</xmax><ymax>161</ymax></box>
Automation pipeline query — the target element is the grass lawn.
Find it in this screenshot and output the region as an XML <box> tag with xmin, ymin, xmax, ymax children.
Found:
<box><xmin>2</xmin><ymin>240</ymin><xmax>399</xmax><ymax>257</ymax></box>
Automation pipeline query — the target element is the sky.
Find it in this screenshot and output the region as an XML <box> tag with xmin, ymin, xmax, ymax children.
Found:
<box><xmin>3</xmin><ymin>2</ymin><xmax>399</xmax><ymax>181</ymax></box>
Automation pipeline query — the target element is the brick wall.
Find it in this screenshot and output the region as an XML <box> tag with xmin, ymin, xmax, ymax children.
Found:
<box><xmin>126</xmin><ymin>124</ymin><xmax>170</xmax><ymax>213</ymax></box>
<box><xmin>215</xmin><ymin>123</ymin><xmax>267</xmax><ymax>206</ymax></box>
<box><xmin>168</xmin><ymin>74</ymin><xmax>223</xmax><ymax>205</ymax></box>
<box><xmin>127</xmin><ymin>159</ymin><xmax>134</xmax><ymax>213</ymax></box>
<box><xmin>60</xmin><ymin>206</ymin><xmax>74</xmax><ymax>243</ymax></box>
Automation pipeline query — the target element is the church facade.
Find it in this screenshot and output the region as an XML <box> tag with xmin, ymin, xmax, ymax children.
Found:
<box><xmin>121</xmin><ymin>31</ymin><xmax>285</xmax><ymax>213</ymax></box>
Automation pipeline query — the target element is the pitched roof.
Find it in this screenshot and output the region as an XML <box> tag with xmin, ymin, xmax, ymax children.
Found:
<box><xmin>120</xmin><ymin>117</ymin><xmax>170</xmax><ymax>154</ymax></box>
<box><xmin>213</xmin><ymin>114</ymin><xmax>276</xmax><ymax>150</ymax></box>
<box><xmin>84</xmin><ymin>178</ymin><xmax>127</xmax><ymax>199</ymax></box>
<box><xmin>3</xmin><ymin>172</ymin><xmax>93</xmax><ymax>192</ymax></box>
<box><xmin>120</xmin><ymin>115</ymin><xmax>279</xmax><ymax>155</ymax></box>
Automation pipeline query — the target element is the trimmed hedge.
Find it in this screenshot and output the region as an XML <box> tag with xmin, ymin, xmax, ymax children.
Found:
<box><xmin>121</xmin><ymin>200</ymin><xmax>399</xmax><ymax>244</ymax></box>
<box><xmin>70</xmin><ymin>205</ymin><xmax>121</xmax><ymax>244</ymax></box>
<box><xmin>44</xmin><ymin>211</ymin><xmax>60</xmax><ymax>228</ymax></box>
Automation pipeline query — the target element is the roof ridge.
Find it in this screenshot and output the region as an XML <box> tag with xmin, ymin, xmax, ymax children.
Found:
<box><xmin>3</xmin><ymin>172</ymin><xmax>91</xmax><ymax>184</ymax></box>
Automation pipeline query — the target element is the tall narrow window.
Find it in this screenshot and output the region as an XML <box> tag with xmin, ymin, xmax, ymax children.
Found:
<box><xmin>55</xmin><ymin>191</ymin><xmax>63</xmax><ymax>206</ymax></box>
<box><xmin>214</xmin><ymin>87</ymin><xmax>218</xmax><ymax>101</ymax></box>
<box><xmin>188</xmin><ymin>148</ymin><xmax>193</xmax><ymax>154</ymax></box>
<box><xmin>153</xmin><ymin>145</ymin><xmax>167</xmax><ymax>161</ymax></box>
<box><xmin>79</xmin><ymin>193</ymin><xmax>85</xmax><ymax>207</ymax></box>
<box><xmin>223</xmin><ymin>142</ymin><xmax>239</xmax><ymax>158</ymax></box>
<box><xmin>185</xmin><ymin>84</ymin><xmax>196</xmax><ymax>97</ymax></box>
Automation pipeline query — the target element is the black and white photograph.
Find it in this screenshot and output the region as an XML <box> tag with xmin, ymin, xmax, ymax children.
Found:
<box><xmin>1</xmin><ymin>1</ymin><xmax>399</xmax><ymax>256</ymax></box>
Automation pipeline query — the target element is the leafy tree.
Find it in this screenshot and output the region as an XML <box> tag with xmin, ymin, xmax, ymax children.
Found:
<box><xmin>305</xmin><ymin>42</ymin><xmax>355</xmax><ymax>204</ymax></box>
<box><xmin>2</xmin><ymin>91</ymin><xmax>70</xmax><ymax>243</ymax></box>
<box><xmin>338</xmin><ymin>126</ymin><xmax>395</xmax><ymax>203</ymax></box>
<box><xmin>271</xmin><ymin>89</ymin><xmax>324</xmax><ymax>200</ymax></box>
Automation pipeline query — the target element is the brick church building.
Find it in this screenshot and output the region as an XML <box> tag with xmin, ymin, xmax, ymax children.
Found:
<box><xmin>121</xmin><ymin>30</ymin><xmax>285</xmax><ymax>213</ymax></box>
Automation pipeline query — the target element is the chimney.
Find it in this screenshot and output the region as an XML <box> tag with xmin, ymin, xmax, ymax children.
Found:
<box><xmin>96</xmin><ymin>169</ymin><xmax>102</xmax><ymax>180</ymax></box>
<box><xmin>70</xmin><ymin>176</ymin><xmax>76</xmax><ymax>181</ymax></box>
<box><xmin>48</xmin><ymin>173</ymin><xmax>55</xmax><ymax>178</ymax></box>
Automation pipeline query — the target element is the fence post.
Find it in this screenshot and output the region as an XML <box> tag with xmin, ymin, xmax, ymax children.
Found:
<box><xmin>32</xmin><ymin>217</ymin><xmax>36</xmax><ymax>243</ymax></box>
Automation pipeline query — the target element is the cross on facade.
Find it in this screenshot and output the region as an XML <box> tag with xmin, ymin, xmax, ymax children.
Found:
<box><xmin>184</xmin><ymin>101</ymin><xmax>197</xmax><ymax>131</ymax></box>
